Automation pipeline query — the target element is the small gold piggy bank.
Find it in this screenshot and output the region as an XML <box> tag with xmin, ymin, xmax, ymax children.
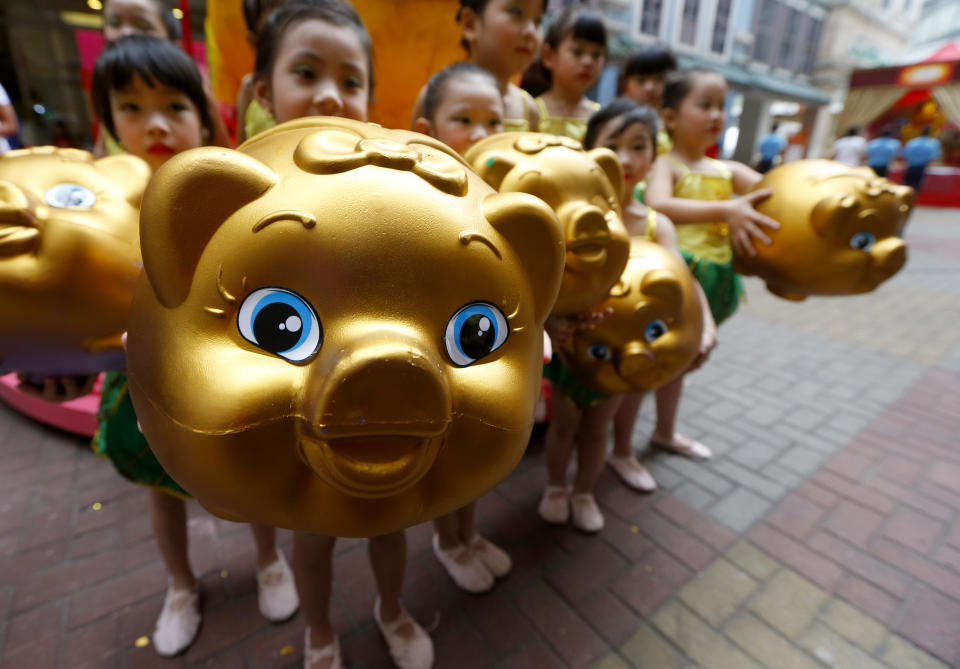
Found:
<box><xmin>736</xmin><ymin>160</ymin><xmax>914</xmax><ymax>300</ymax></box>
<box><xmin>561</xmin><ymin>238</ymin><xmax>704</xmax><ymax>394</ymax></box>
<box><xmin>0</xmin><ymin>147</ymin><xmax>149</xmax><ymax>375</ymax></box>
<box><xmin>465</xmin><ymin>133</ymin><xmax>630</xmax><ymax>316</ymax></box>
<box><xmin>127</xmin><ymin>118</ymin><xmax>564</xmax><ymax>537</ymax></box>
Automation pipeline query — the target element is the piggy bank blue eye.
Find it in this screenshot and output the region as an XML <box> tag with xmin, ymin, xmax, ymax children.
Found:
<box><xmin>645</xmin><ymin>320</ymin><xmax>668</xmax><ymax>342</ymax></box>
<box><xmin>445</xmin><ymin>302</ymin><xmax>508</xmax><ymax>366</ymax></box>
<box><xmin>238</xmin><ymin>287</ymin><xmax>321</xmax><ymax>363</ymax></box>
<box><xmin>588</xmin><ymin>343</ymin><xmax>612</xmax><ymax>361</ymax></box>
<box><xmin>850</xmin><ymin>232</ymin><xmax>875</xmax><ymax>251</ymax></box>
<box><xmin>45</xmin><ymin>184</ymin><xmax>96</xmax><ymax>209</ymax></box>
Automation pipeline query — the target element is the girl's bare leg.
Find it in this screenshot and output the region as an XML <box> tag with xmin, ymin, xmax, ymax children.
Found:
<box><xmin>149</xmin><ymin>489</ymin><xmax>195</xmax><ymax>590</ymax></box>
<box><xmin>293</xmin><ymin>532</ymin><xmax>336</xmax><ymax>650</ymax></box>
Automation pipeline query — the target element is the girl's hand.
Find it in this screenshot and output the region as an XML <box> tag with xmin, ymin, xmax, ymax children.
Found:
<box><xmin>545</xmin><ymin>308</ymin><xmax>613</xmax><ymax>349</ymax></box>
<box><xmin>688</xmin><ymin>327</ymin><xmax>717</xmax><ymax>371</ymax></box>
<box><xmin>724</xmin><ymin>189</ymin><xmax>779</xmax><ymax>258</ymax></box>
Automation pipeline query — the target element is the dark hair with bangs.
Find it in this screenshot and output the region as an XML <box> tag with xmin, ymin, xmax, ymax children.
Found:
<box><xmin>544</xmin><ymin>7</ymin><xmax>607</xmax><ymax>51</ymax></box>
<box><xmin>422</xmin><ymin>62</ymin><xmax>499</xmax><ymax>122</ymax></box>
<box><xmin>243</xmin><ymin>0</ymin><xmax>287</xmax><ymax>35</ymax></box>
<box><xmin>661</xmin><ymin>67</ymin><xmax>721</xmax><ymax>111</ymax></box>
<box><xmin>91</xmin><ymin>34</ymin><xmax>213</xmax><ymax>143</ymax></box>
<box><xmin>457</xmin><ymin>0</ymin><xmax>548</xmax><ymax>51</ymax></box>
<box><xmin>254</xmin><ymin>0</ymin><xmax>374</xmax><ymax>93</ymax></box>
<box><xmin>583</xmin><ymin>97</ymin><xmax>659</xmax><ymax>153</ymax></box>
<box><xmin>618</xmin><ymin>46</ymin><xmax>676</xmax><ymax>92</ymax></box>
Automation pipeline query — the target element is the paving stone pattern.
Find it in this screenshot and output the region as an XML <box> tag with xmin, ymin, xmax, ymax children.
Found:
<box><xmin>0</xmin><ymin>208</ymin><xmax>958</xmax><ymax>668</ymax></box>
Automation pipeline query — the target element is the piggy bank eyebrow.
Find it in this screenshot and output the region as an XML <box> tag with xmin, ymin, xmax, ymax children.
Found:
<box><xmin>252</xmin><ymin>210</ymin><xmax>318</xmax><ymax>233</ymax></box>
<box><xmin>458</xmin><ymin>231</ymin><xmax>502</xmax><ymax>260</ymax></box>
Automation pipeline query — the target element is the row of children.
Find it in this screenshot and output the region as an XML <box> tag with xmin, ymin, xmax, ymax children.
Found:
<box><xmin>78</xmin><ymin>0</ymin><xmax>777</xmax><ymax>666</ymax></box>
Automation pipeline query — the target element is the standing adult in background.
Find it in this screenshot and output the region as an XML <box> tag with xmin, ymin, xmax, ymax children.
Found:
<box><xmin>903</xmin><ymin>126</ymin><xmax>942</xmax><ymax>192</ymax></box>
<box><xmin>757</xmin><ymin>123</ymin><xmax>786</xmax><ymax>173</ymax></box>
<box><xmin>0</xmin><ymin>82</ymin><xmax>19</xmax><ymax>154</ymax></box>
<box><xmin>832</xmin><ymin>126</ymin><xmax>866</xmax><ymax>166</ymax></box>
<box><xmin>865</xmin><ymin>128</ymin><xmax>900</xmax><ymax>177</ymax></box>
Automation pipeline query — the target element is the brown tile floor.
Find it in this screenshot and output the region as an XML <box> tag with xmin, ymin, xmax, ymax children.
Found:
<box><xmin>1</xmin><ymin>208</ymin><xmax>958</xmax><ymax>668</ymax></box>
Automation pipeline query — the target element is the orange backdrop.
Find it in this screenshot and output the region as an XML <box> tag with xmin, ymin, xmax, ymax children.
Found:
<box><xmin>205</xmin><ymin>0</ymin><xmax>464</xmax><ymax>130</ymax></box>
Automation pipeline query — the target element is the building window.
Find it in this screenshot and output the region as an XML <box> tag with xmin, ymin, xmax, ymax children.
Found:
<box><xmin>779</xmin><ymin>8</ymin><xmax>798</xmax><ymax>68</ymax></box>
<box><xmin>711</xmin><ymin>0</ymin><xmax>733</xmax><ymax>53</ymax></box>
<box><xmin>803</xmin><ymin>18</ymin><xmax>822</xmax><ymax>74</ymax></box>
<box><xmin>752</xmin><ymin>0</ymin><xmax>775</xmax><ymax>63</ymax></box>
<box><xmin>639</xmin><ymin>0</ymin><xmax>663</xmax><ymax>36</ymax></box>
<box><xmin>680</xmin><ymin>0</ymin><xmax>700</xmax><ymax>45</ymax></box>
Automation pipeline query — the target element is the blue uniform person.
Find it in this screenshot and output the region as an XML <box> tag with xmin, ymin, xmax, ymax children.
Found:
<box><xmin>903</xmin><ymin>127</ymin><xmax>941</xmax><ymax>191</ymax></box>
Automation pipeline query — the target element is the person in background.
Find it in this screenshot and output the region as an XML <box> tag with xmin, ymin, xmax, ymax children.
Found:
<box><xmin>757</xmin><ymin>122</ymin><xmax>785</xmax><ymax>173</ymax></box>
<box><xmin>831</xmin><ymin>126</ymin><xmax>866</xmax><ymax>166</ymax></box>
<box><xmin>865</xmin><ymin>127</ymin><xmax>900</xmax><ymax>178</ymax></box>
<box><xmin>902</xmin><ymin>126</ymin><xmax>941</xmax><ymax>192</ymax></box>
<box><xmin>533</xmin><ymin>6</ymin><xmax>606</xmax><ymax>143</ymax></box>
<box><xmin>0</xmin><ymin>82</ymin><xmax>19</xmax><ymax>154</ymax></box>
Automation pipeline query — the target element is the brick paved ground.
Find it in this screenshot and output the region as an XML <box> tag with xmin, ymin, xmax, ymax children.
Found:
<box><xmin>0</xmin><ymin>207</ymin><xmax>958</xmax><ymax>669</ymax></box>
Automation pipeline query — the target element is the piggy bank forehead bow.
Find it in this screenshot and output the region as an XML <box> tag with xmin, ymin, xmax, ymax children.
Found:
<box><xmin>242</xmin><ymin>119</ymin><xmax>471</xmax><ymax>198</ymax></box>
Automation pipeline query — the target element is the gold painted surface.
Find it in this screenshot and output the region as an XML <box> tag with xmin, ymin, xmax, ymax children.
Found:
<box><xmin>561</xmin><ymin>238</ymin><xmax>704</xmax><ymax>394</ymax></box>
<box><xmin>465</xmin><ymin>133</ymin><xmax>630</xmax><ymax>316</ymax></box>
<box><xmin>736</xmin><ymin>160</ymin><xmax>914</xmax><ymax>301</ymax></box>
<box><xmin>126</xmin><ymin>118</ymin><xmax>565</xmax><ymax>537</ymax></box>
<box><xmin>0</xmin><ymin>147</ymin><xmax>149</xmax><ymax>375</ymax></box>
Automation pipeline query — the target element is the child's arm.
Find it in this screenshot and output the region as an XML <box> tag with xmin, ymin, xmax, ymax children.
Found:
<box><xmin>652</xmin><ymin>212</ymin><xmax>717</xmax><ymax>370</ymax></box>
<box><xmin>646</xmin><ymin>156</ymin><xmax>779</xmax><ymax>258</ymax></box>
<box><xmin>235</xmin><ymin>74</ymin><xmax>254</xmax><ymax>145</ymax></box>
<box><xmin>725</xmin><ymin>160</ymin><xmax>763</xmax><ymax>194</ymax></box>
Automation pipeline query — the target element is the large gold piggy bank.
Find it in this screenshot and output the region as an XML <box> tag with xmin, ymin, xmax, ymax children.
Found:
<box><xmin>561</xmin><ymin>238</ymin><xmax>703</xmax><ymax>394</ymax></box>
<box><xmin>127</xmin><ymin>118</ymin><xmax>565</xmax><ymax>537</ymax></box>
<box><xmin>735</xmin><ymin>160</ymin><xmax>914</xmax><ymax>300</ymax></box>
<box><xmin>465</xmin><ymin>133</ymin><xmax>630</xmax><ymax>316</ymax></box>
<box><xmin>0</xmin><ymin>147</ymin><xmax>149</xmax><ymax>375</ymax></box>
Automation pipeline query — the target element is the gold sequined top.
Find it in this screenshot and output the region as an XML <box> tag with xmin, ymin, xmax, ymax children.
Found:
<box><xmin>663</xmin><ymin>153</ymin><xmax>733</xmax><ymax>264</ymax></box>
<box><xmin>534</xmin><ymin>97</ymin><xmax>599</xmax><ymax>143</ymax></box>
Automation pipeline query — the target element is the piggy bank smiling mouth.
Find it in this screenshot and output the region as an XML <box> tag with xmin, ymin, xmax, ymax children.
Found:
<box><xmin>299</xmin><ymin>432</ymin><xmax>447</xmax><ymax>499</ymax></box>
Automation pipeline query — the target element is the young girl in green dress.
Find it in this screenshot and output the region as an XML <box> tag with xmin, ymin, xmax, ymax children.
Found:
<box><xmin>91</xmin><ymin>35</ymin><xmax>297</xmax><ymax>657</ymax></box>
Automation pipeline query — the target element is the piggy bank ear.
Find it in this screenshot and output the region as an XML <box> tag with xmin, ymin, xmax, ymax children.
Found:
<box><xmin>640</xmin><ymin>269</ymin><xmax>683</xmax><ymax>304</ymax></box>
<box><xmin>483</xmin><ymin>192</ymin><xmax>564</xmax><ymax>324</ymax></box>
<box><xmin>810</xmin><ymin>192</ymin><xmax>855</xmax><ymax>237</ymax></box>
<box><xmin>140</xmin><ymin>148</ymin><xmax>277</xmax><ymax>308</ymax></box>
<box><xmin>587</xmin><ymin>147</ymin><xmax>624</xmax><ymax>200</ymax></box>
<box><xmin>95</xmin><ymin>155</ymin><xmax>153</xmax><ymax>207</ymax></box>
<box><xmin>466</xmin><ymin>150</ymin><xmax>518</xmax><ymax>191</ymax></box>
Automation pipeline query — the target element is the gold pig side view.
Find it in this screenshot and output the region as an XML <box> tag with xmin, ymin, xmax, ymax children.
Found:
<box><xmin>735</xmin><ymin>160</ymin><xmax>914</xmax><ymax>301</ymax></box>
<box><xmin>465</xmin><ymin>133</ymin><xmax>630</xmax><ymax>316</ymax></box>
<box><xmin>561</xmin><ymin>238</ymin><xmax>704</xmax><ymax>394</ymax></box>
<box><xmin>126</xmin><ymin>118</ymin><xmax>565</xmax><ymax>538</ymax></box>
<box><xmin>0</xmin><ymin>147</ymin><xmax>149</xmax><ymax>375</ymax></box>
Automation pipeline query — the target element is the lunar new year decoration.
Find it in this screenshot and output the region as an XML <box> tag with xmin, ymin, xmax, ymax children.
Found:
<box><xmin>126</xmin><ymin>118</ymin><xmax>565</xmax><ymax>537</ymax></box>
<box><xmin>0</xmin><ymin>147</ymin><xmax>149</xmax><ymax>376</ymax></box>
<box><xmin>736</xmin><ymin>160</ymin><xmax>914</xmax><ymax>301</ymax></box>
<box><xmin>465</xmin><ymin>133</ymin><xmax>630</xmax><ymax>316</ymax></box>
<box><xmin>561</xmin><ymin>238</ymin><xmax>704</xmax><ymax>394</ymax></box>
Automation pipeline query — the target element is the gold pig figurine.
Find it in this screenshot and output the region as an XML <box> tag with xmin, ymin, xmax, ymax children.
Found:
<box><xmin>561</xmin><ymin>238</ymin><xmax>704</xmax><ymax>394</ymax></box>
<box><xmin>126</xmin><ymin>118</ymin><xmax>565</xmax><ymax>537</ymax></box>
<box><xmin>0</xmin><ymin>147</ymin><xmax>149</xmax><ymax>375</ymax></box>
<box><xmin>465</xmin><ymin>133</ymin><xmax>630</xmax><ymax>316</ymax></box>
<box><xmin>735</xmin><ymin>160</ymin><xmax>914</xmax><ymax>300</ymax></box>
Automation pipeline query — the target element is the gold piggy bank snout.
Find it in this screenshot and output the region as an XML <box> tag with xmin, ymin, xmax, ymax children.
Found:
<box><xmin>299</xmin><ymin>335</ymin><xmax>453</xmax><ymax>499</ymax></box>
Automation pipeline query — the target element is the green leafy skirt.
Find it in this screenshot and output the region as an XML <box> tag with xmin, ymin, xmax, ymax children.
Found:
<box><xmin>543</xmin><ymin>355</ymin><xmax>610</xmax><ymax>409</ymax></box>
<box><xmin>92</xmin><ymin>372</ymin><xmax>190</xmax><ymax>499</ymax></box>
<box><xmin>681</xmin><ymin>251</ymin><xmax>744</xmax><ymax>325</ymax></box>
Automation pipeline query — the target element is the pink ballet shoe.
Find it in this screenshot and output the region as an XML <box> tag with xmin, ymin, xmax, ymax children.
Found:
<box><xmin>152</xmin><ymin>583</ymin><xmax>201</xmax><ymax>657</ymax></box>
<box><xmin>257</xmin><ymin>550</ymin><xmax>299</xmax><ymax>622</ymax></box>
<box><xmin>467</xmin><ymin>534</ymin><xmax>512</xmax><ymax>578</ymax></box>
<box><xmin>570</xmin><ymin>493</ymin><xmax>604</xmax><ymax>533</ymax></box>
<box><xmin>607</xmin><ymin>455</ymin><xmax>657</xmax><ymax>492</ymax></box>
<box><xmin>304</xmin><ymin>628</ymin><xmax>343</xmax><ymax>669</ymax></box>
<box><xmin>432</xmin><ymin>534</ymin><xmax>493</xmax><ymax>594</ymax></box>
<box><xmin>374</xmin><ymin>597</ymin><xmax>434</xmax><ymax>669</ymax></box>
<box><xmin>538</xmin><ymin>485</ymin><xmax>570</xmax><ymax>524</ymax></box>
